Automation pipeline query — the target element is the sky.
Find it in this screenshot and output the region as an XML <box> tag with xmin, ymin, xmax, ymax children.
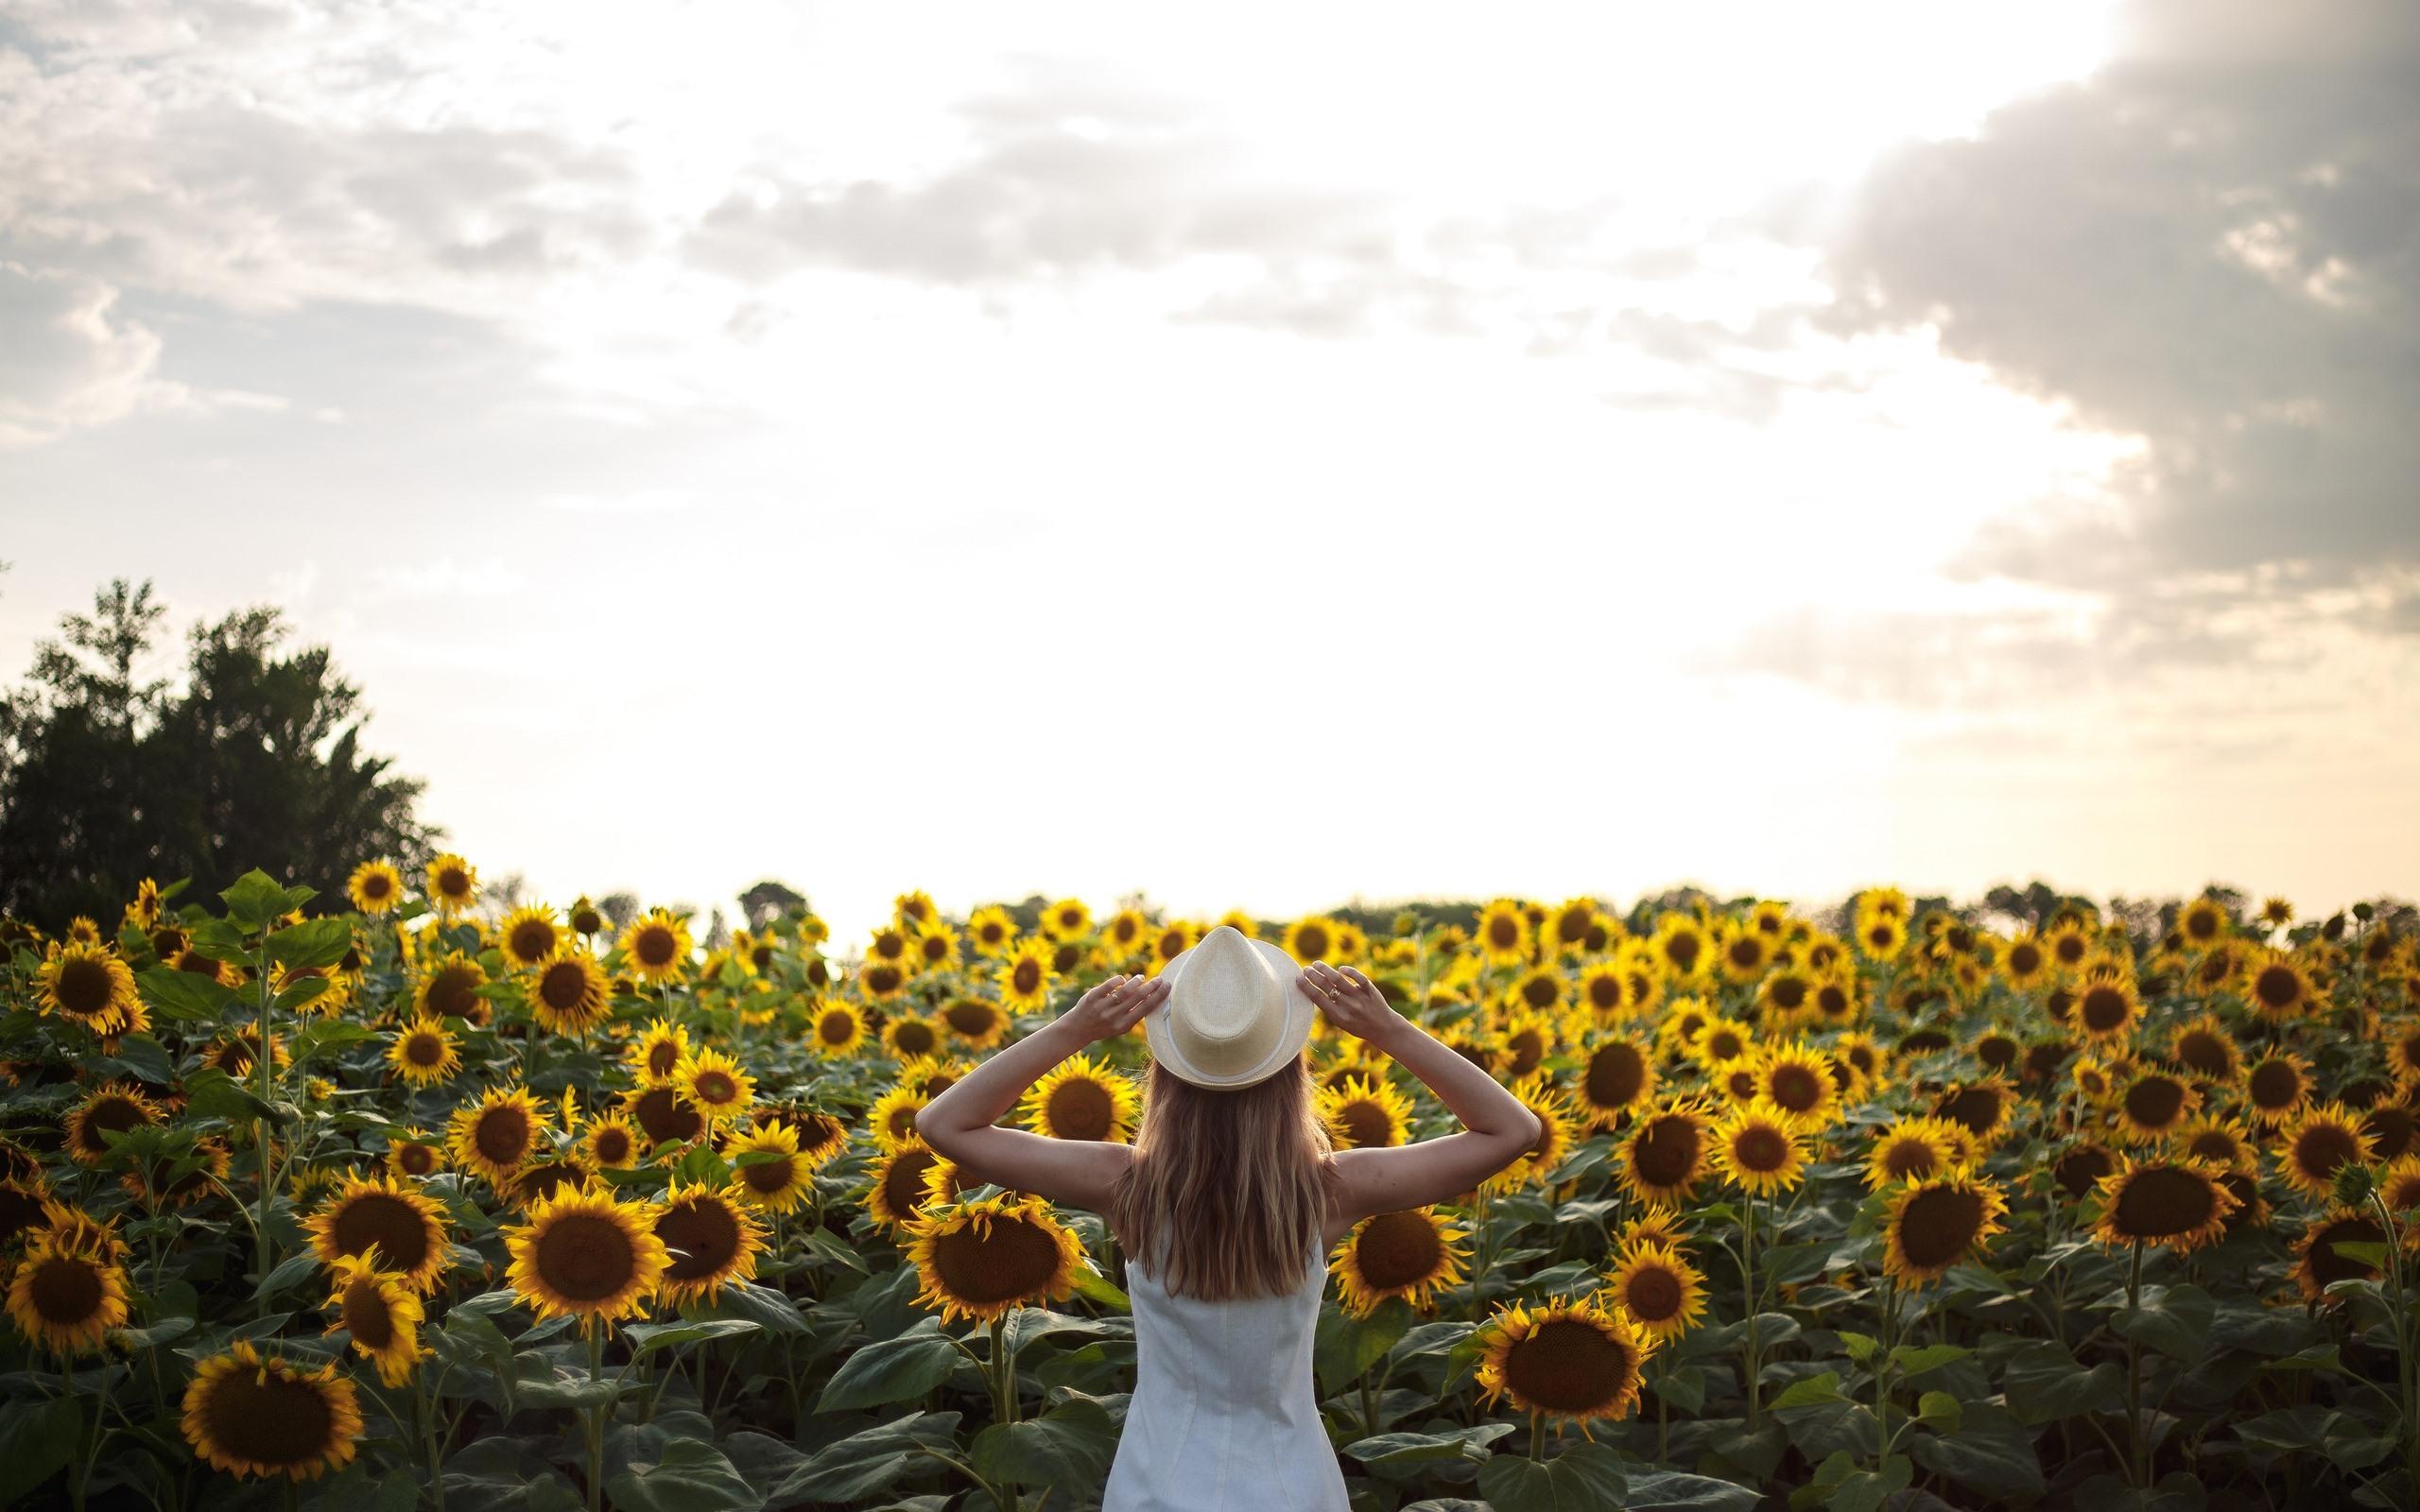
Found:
<box><xmin>2</xmin><ymin>0</ymin><xmax>2414</xmax><ymax>950</ymax></box>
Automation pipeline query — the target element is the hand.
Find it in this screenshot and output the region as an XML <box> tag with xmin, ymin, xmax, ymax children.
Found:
<box><xmin>1298</xmin><ymin>961</ymin><xmax>1402</xmax><ymax>1044</ymax></box>
<box><xmin>1060</xmin><ymin>972</ymin><xmax>1169</xmax><ymax>1045</ymax></box>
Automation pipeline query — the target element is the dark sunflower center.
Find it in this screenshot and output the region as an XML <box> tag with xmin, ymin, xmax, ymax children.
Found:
<box><xmin>694</xmin><ymin>1072</ymin><xmax>737</xmax><ymax>1106</ymax></box>
<box><xmin>1623</xmin><ymin>1265</ymin><xmax>1683</xmax><ymax>1322</ymax></box>
<box><xmin>538</xmin><ymin>962</ymin><xmax>591</xmax><ymax>1011</ymax></box>
<box><xmin>2364</xmin><ymin>1106</ymin><xmax>2415</xmax><ymax>1161</ymax></box>
<box><xmin>1978</xmin><ymin>1036</ymin><xmax>2017</xmax><ymax>1071</ymax></box>
<box><xmin>474</xmin><ymin>1108</ymin><xmax>533</xmax><ymax>1166</ymax></box>
<box><xmin>592</xmin><ymin>1127</ymin><xmax>632</xmax><ymax>1165</ymax></box>
<box><xmin>893</xmin><ymin>1021</ymin><xmax>936</xmax><ymax>1055</ymax></box>
<box><xmin>397</xmin><ymin>1144</ymin><xmax>437</xmax><ymax>1176</ymax></box>
<box><xmin>515</xmin><ymin>1163</ymin><xmax>583</xmax><ymax>1208</ymax></box>
<box><xmin>1708</xmin><ymin>1031</ymin><xmax>1745</xmax><ymax>1061</ymax></box>
<box><xmin>426</xmin><ymin>966</ymin><xmax>482</xmax><ymax>1019</ymax></box>
<box><xmin>1769</xmin><ymin>976</ymin><xmax>1808</xmax><ymax>1010</ymax></box>
<box><xmin>2292</xmin><ymin>1125</ymin><xmax>2360</xmax><ymax>1181</ymax></box>
<box><xmin>1522</xmin><ymin>975</ymin><xmax>1560</xmax><ymax>1009</ymax></box>
<box><xmin>1768</xmin><ymin>1065</ymin><xmax>1824</xmax><ymax>1112</ymax></box>
<box><xmin>2010</xmin><ymin>943</ymin><xmax>2042</xmax><ymax>974</ymax></box>
<box><xmin>1734</xmin><ymin>1125</ymin><xmax>1789</xmax><ymax>1174</ymax></box>
<box><xmin>1632</xmin><ymin>1118</ymin><xmax>1702</xmax><ymax>1188</ymax></box>
<box><xmin>2175</xmin><ymin>1031</ymin><xmax>2231</xmax><ymax>1078</ymax></box>
<box><xmin>2248</xmin><ymin>1060</ymin><xmax>2300</xmax><ymax>1108</ymax></box>
<box><xmin>635</xmin><ymin>927</ymin><xmax>677</xmax><ymax>967</ymax></box>
<box><xmin>330</xmin><ymin>1193</ymin><xmax>434</xmax><ymax>1273</ymax></box>
<box><xmin>884</xmin><ymin>1149</ymin><xmax>940</xmax><ymax>1217</ymax></box>
<box><xmin>2114</xmin><ymin>1166</ymin><xmax>2219</xmax><ymax>1237</ymax></box>
<box><xmin>2054</xmin><ymin>1146</ymin><xmax>2114</xmax><ymax>1198</ymax></box>
<box><xmin>741</xmin><ymin>1155</ymin><xmax>795</xmax><ymax>1194</ymax></box>
<box><xmin>1355</xmin><ymin>1210</ymin><xmax>1444</xmax><ymax>1290</ymax></box>
<box><xmin>1489</xmin><ymin>918</ymin><xmax>1520</xmax><ymax>950</ymax></box>
<box><xmin>438</xmin><ymin>868</ymin><xmax>471</xmax><ymax>897</ymax></box>
<box><xmin>28</xmin><ymin>1253</ymin><xmax>103</xmax><ymax>1323</ymax></box>
<box><xmin>2073</xmin><ymin>984</ymin><xmax>2135</xmax><ymax>1032</ymax></box>
<box><xmin>648</xmin><ymin>1041</ymin><xmax>682</xmax><ymax>1077</ymax></box>
<box><xmin>1728</xmin><ymin>939</ymin><xmax>1762</xmax><ymax>969</ymax></box>
<box><xmin>2255</xmin><ymin>966</ymin><xmax>2301</xmax><ymax>1010</ymax></box>
<box><xmin>406</xmin><ymin>1033</ymin><xmax>445</xmax><ymax>1067</ymax></box>
<box><xmin>341</xmin><ymin>1275</ymin><xmax>394</xmax><ymax>1348</ymax></box>
<box><xmin>2186</xmin><ymin>1130</ymin><xmax>2238</xmax><ymax>1164</ymax></box>
<box><xmin>1898</xmin><ymin>1187</ymin><xmax>1985</xmax><ymax>1270</ymax></box>
<box><xmin>362</xmin><ymin>873</ymin><xmax>394</xmax><ymax>900</ymax></box>
<box><xmin>2307</xmin><ymin>1217</ymin><xmax>2385</xmax><ymax>1286</ymax></box>
<box><xmin>1046</xmin><ymin>1078</ymin><xmax>1115</xmax><ymax>1141</ymax></box>
<box><xmin>658</xmin><ymin>1197</ymin><xmax>741</xmax><ymax>1280</ymax></box>
<box><xmin>1586</xmin><ymin>1045</ymin><xmax>1645</xmax><ymax>1108</ymax></box>
<box><xmin>55</xmin><ymin>956</ymin><xmax>115</xmax><ymax>1015</ymax></box>
<box><xmin>1012</xmin><ymin>962</ymin><xmax>1042</xmax><ymax>995</ymax></box>
<box><xmin>929</xmin><ymin>1214</ymin><xmax>1063</xmax><ymax>1305</ymax></box>
<box><xmin>1297</xmin><ymin>926</ymin><xmax>1332</xmax><ymax>958</ymax></box>
<box><xmin>200</xmin><ymin>1362</ymin><xmax>338</xmax><ymax>1469</ymax></box>
<box><xmin>1505</xmin><ymin>1031</ymin><xmax>1545</xmax><ymax>1076</ymax></box>
<box><xmin>1884</xmin><ymin>1139</ymin><xmax>1938</xmax><ymax>1180</ymax></box>
<box><xmin>2124</xmin><ymin>1078</ymin><xmax>2187</xmax><ymax>1128</ymax></box>
<box><xmin>1339</xmin><ymin>1100</ymin><xmax>1393</xmax><ymax>1148</ymax></box>
<box><xmin>1938</xmin><ymin>1088</ymin><xmax>2002</xmax><ymax>1136</ymax></box>
<box><xmin>1501</xmin><ymin>1317</ymin><xmax>1635</xmax><ymax>1412</ymax></box>
<box><xmin>819</xmin><ymin>1011</ymin><xmax>856</xmax><ymax>1045</ymax></box>
<box><xmin>633</xmin><ymin>1089</ymin><xmax>702</xmax><ymax>1146</ymax></box>
<box><xmin>946</xmin><ymin>1001</ymin><xmax>998</xmax><ymax>1034</ymax></box>
<box><xmin>510</xmin><ymin>920</ymin><xmax>557</xmax><ymax>961</ymax></box>
<box><xmin>79</xmin><ymin>1096</ymin><xmax>150</xmax><ymax>1152</ymax></box>
<box><xmin>177</xmin><ymin>950</ymin><xmax>226</xmax><ymax>976</ymax></box>
<box><xmin>536</xmin><ymin>1211</ymin><xmax>639</xmax><ymax>1300</ymax></box>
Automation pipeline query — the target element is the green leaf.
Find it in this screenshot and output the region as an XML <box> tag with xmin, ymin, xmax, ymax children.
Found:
<box><xmin>1915</xmin><ymin>1390</ymin><xmax>1962</xmax><ymax>1433</ymax></box>
<box><xmin>292</xmin><ymin>1020</ymin><xmax>372</xmax><ymax>1059</ymax></box>
<box><xmin>606</xmin><ymin>1441</ymin><xmax>758</xmax><ymax>1512</ymax></box>
<box><xmin>620</xmin><ymin>1318</ymin><xmax>762</xmax><ymax>1357</ymax></box>
<box><xmin>970</xmin><ymin>1399</ymin><xmax>1119</xmax><ymax>1488</ymax></box>
<box><xmin>274</xmin><ymin>975</ymin><xmax>333</xmax><ymax>1015</ymax></box>
<box><xmin>1772</xmin><ymin>1370</ymin><xmax>1850</xmax><ymax>1409</ymax></box>
<box><xmin>182</xmin><ymin>1067</ymin><xmax>277</xmax><ymax>1124</ymax></box>
<box><xmin>1886</xmin><ymin>1343</ymin><xmax>1970</xmax><ymax>1379</ymax></box>
<box><xmin>1998</xmin><ymin>1339</ymin><xmax>2125</xmax><ymax>1426</ymax></box>
<box><xmin>221</xmin><ymin>869</ymin><xmax>295</xmax><ymax>930</ymax></box>
<box><xmin>1065</xmin><ymin>1260</ymin><xmax>1130</xmax><ymax>1311</ymax></box>
<box><xmin>2331</xmin><ymin>1240</ymin><xmax>2391</xmax><ymax>1268</ymax></box>
<box><xmin>1905</xmin><ymin>1400</ymin><xmax>2044</xmax><ymax>1500</ymax></box>
<box><xmin>1314</xmin><ymin>1297</ymin><xmax>1411</xmax><ymax>1390</ymax></box>
<box><xmin>1838</xmin><ymin>1330</ymin><xmax>1879</xmax><ymax>1366</ymax></box>
<box><xmin>269</xmin><ymin>917</ymin><xmax>356</xmax><ymax>969</ymax></box>
<box><xmin>1344</xmin><ymin>1424</ymin><xmax>1518</xmax><ymax>1465</ymax></box>
<box><xmin>254</xmin><ymin>1250</ymin><xmax>323</xmax><ymax>1299</ymax></box>
<box><xmin>705</xmin><ymin>1279</ymin><xmax>812</xmax><ymax>1335</ymax></box>
<box><xmin>1622</xmin><ymin>1470</ymin><xmax>1762</xmax><ymax>1511</ymax></box>
<box><xmin>1820</xmin><ymin>1457</ymin><xmax>1911</xmax><ymax>1512</ymax></box>
<box><xmin>0</xmin><ymin>1397</ymin><xmax>79</xmax><ymax>1506</ymax></box>
<box><xmin>2114</xmin><ymin>1282</ymin><xmax>2216</xmax><ymax>1365</ymax></box>
<box><xmin>766</xmin><ymin>1412</ymin><xmax>962</xmax><ymax>1507</ymax></box>
<box><xmin>90</xmin><ymin>1032</ymin><xmax>175</xmax><ymax>1084</ymax></box>
<box><xmin>1476</xmin><ymin>1440</ymin><xmax>1628</xmax><ymax>1512</ymax></box>
<box><xmin>816</xmin><ymin>1319</ymin><xmax>962</xmax><ymax>1412</ymax></box>
<box><xmin>1000</xmin><ymin>1307</ymin><xmax>1127</xmax><ymax>1359</ymax></box>
<box><xmin>136</xmin><ymin>965</ymin><xmax>240</xmax><ymax>1022</ymax></box>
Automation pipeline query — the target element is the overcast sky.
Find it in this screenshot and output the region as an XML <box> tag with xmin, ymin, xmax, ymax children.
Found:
<box><xmin>2</xmin><ymin>0</ymin><xmax>2413</xmax><ymax>948</ymax></box>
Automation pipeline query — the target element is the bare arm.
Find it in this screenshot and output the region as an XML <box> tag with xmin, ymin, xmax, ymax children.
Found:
<box><xmin>911</xmin><ymin>972</ymin><xmax>1167</xmax><ymax>1214</ymax></box>
<box><xmin>1298</xmin><ymin>962</ymin><xmax>1545</xmax><ymax>1222</ymax></box>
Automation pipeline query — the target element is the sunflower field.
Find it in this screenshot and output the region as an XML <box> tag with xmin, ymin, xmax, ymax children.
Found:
<box><xmin>4</xmin><ymin>863</ymin><xmax>2418</xmax><ymax>1512</ymax></box>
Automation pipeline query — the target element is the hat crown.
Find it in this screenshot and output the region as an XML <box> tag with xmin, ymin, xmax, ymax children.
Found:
<box><xmin>1172</xmin><ymin>925</ymin><xmax>1280</xmax><ymax>1042</ymax></box>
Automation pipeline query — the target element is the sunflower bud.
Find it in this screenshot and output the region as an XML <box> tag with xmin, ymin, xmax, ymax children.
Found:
<box><xmin>2331</xmin><ymin>1160</ymin><xmax>2378</xmax><ymax>1209</ymax></box>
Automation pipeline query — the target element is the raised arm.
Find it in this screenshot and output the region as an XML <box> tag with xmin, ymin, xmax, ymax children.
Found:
<box><xmin>911</xmin><ymin>971</ymin><xmax>1169</xmax><ymax>1214</ymax></box>
<box><xmin>1297</xmin><ymin>961</ymin><xmax>1545</xmax><ymax>1222</ymax></box>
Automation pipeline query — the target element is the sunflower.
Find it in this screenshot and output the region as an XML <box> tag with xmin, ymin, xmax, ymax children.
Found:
<box><xmin>1864</xmin><ymin>1117</ymin><xmax>1962</xmax><ymax>1191</ymax></box>
<box><xmin>2380</xmin><ymin>1155</ymin><xmax>2420</xmax><ymax>1223</ymax></box>
<box><xmin>2278</xmin><ymin>1103</ymin><xmax>2376</xmax><ymax>1198</ymax></box>
<box><xmin>1755</xmin><ymin>1041</ymin><xmax>1841</xmax><ymax>1129</ymax></box>
<box><xmin>901</xmin><ymin>1191</ymin><xmax>1087</xmax><ymax>1326</ymax></box>
<box><xmin>505</xmin><ymin>1183</ymin><xmax>667</xmax><ymax>1332</ymax></box>
<box><xmin>447</xmin><ymin>1085</ymin><xmax>546</xmax><ymax>1185</ymax></box>
<box><xmin>125</xmin><ymin>1135</ymin><xmax>233</xmax><ymax>1210</ymax></box>
<box><xmin>995</xmin><ymin>940</ymin><xmax>1057</xmax><ymax>1015</ymax></box>
<box><xmin>182</xmin><ymin>1341</ymin><xmax>363</xmax><ymax>1482</ymax></box>
<box><xmin>1857</xmin><ymin>911</ymin><xmax>1909</xmax><ymax>962</ymax></box>
<box><xmin>724</xmin><ymin>1123</ymin><xmax>816</xmax><ymax>1212</ymax></box>
<box><xmin>864</xmin><ymin>1077</ymin><xmax>934</xmax><ymax>1151</ymax></box>
<box><xmin>415</xmin><ymin>951</ymin><xmax>490</xmax><ymax>1024</ymax></box>
<box><xmin>507</xmin><ymin>1159</ymin><xmax>592</xmax><ymax>1211</ymax></box>
<box><xmin>322</xmin><ymin>1250</ymin><xmax>424</xmax><ymax>1386</ymax></box>
<box><xmin>2164</xmin><ymin>1013</ymin><xmax>2241</xmax><ymax>1084</ymax></box>
<box><xmin>628</xmin><ymin>1019</ymin><xmax>690</xmax><ymax>1087</ymax></box>
<box><xmin>675</xmin><ymin>1048</ymin><xmax>755</xmax><ymax>1124</ymax></box>
<box><xmin>1315</xmin><ymin>1073</ymin><xmax>1416</xmax><ymax>1150</ymax></box>
<box><xmin>1881</xmin><ymin>1170</ymin><xmax>2010</xmax><ymax>1286</ymax></box>
<box><xmin>64</xmin><ymin>1084</ymin><xmax>163</xmax><ymax>1166</ymax></box>
<box><xmin>1690</xmin><ymin>1016</ymin><xmax>1755</xmax><ymax>1070</ymax></box>
<box><xmin>305</xmin><ymin>1175</ymin><xmax>451</xmax><ymax>1293</ymax></box>
<box><xmin>967</xmin><ymin>904</ymin><xmax>1020</xmax><ymax>957</ymax></box>
<box><xmin>618</xmin><ymin>908</ymin><xmax>694</xmax><ymax>986</ymax></box>
<box><xmin>928</xmin><ymin>998</ymin><xmax>1005</xmax><ymax>1056</ymax></box>
<box><xmin>424</xmin><ymin>852</ymin><xmax>479</xmax><ymax>919</ymax></box>
<box><xmin>6</xmin><ymin>1235</ymin><xmax>130</xmax><ymax>1353</ymax></box>
<box><xmin>577</xmin><ymin>1112</ymin><xmax>642</xmax><ymax>1172</ymax></box>
<box><xmin>1755</xmin><ymin>966</ymin><xmax>1825</xmax><ymax>1034</ymax></box>
<box><xmin>880</xmin><ymin>1011</ymin><xmax>943</xmax><ymax>1061</ymax></box>
<box><xmin>2090</xmin><ymin>1157</ymin><xmax>2238</xmax><ymax>1253</ymax></box>
<box><xmin>1617</xmin><ymin>1103</ymin><xmax>1716</xmax><ymax>1205</ymax></box>
<box><xmin>2176</xmin><ymin>897</ymin><xmax>2231</xmax><ymax>951</ymax></box>
<box><xmin>1329</xmin><ymin>1207</ymin><xmax>1471</xmax><ymax>1316</ymax></box>
<box><xmin>35</xmin><ymin>940</ymin><xmax>145</xmax><ymax>1037</ymax></box>
<box><xmin>1715</xmin><ymin>923</ymin><xmax>1772</xmax><ymax>986</ymax></box>
<box><xmin>168</xmin><ymin>945</ymin><xmax>242</xmax><ymax>988</ymax></box>
<box><xmin>2072</xmin><ymin>977</ymin><xmax>2142</xmax><ymax>1046</ymax></box>
<box><xmin>805</xmin><ymin>999</ymin><xmax>871</xmax><ymax>1058</ymax></box>
<box><xmin>530</xmin><ymin>949</ymin><xmax>612</xmax><ymax>1036</ymax></box>
<box><xmin>2116</xmin><ymin>1070</ymin><xmax>2202</xmax><ymax>1144</ymax></box>
<box><xmin>385</xmin><ymin>1132</ymin><xmax>446</xmax><ymax>1182</ymax></box>
<box><xmin>1570</xmin><ymin>1035</ymin><xmax>1657</xmax><ymax>1132</ymax></box>
<box><xmin>1038</xmin><ymin>897</ymin><xmax>1093</xmax><ymax>943</ymax></box>
<box><xmin>494</xmin><ymin>903</ymin><xmax>562</xmax><ymax>969</ymax></box>
<box><xmin>1931</xmin><ymin>1076</ymin><xmax>2018</xmax><ymax>1147</ymax></box>
<box><xmin>1474</xmin><ymin>1292</ymin><xmax>1656</xmax><ymax>1424</ymax></box>
<box><xmin>1020</xmin><ymin>1052</ymin><xmax>1141</xmax><ymax>1143</ymax></box>
<box><xmin>2293</xmin><ymin>1208</ymin><xmax>2386</xmax><ymax>1304</ymax></box>
<box><xmin>2242</xmin><ymin>1050</ymin><xmax>2314</xmax><ymax>1125</ymax></box>
<box><xmin>1712</xmin><ymin>1100</ymin><xmax>1808</xmax><ymax>1196</ymax></box>
<box><xmin>386</xmin><ymin>1018</ymin><xmax>459</xmax><ymax>1087</ymax></box>
<box><xmin>2173</xmin><ymin>1115</ymin><xmax>2256</xmax><ymax>1173</ymax></box>
<box><xmin>207</xmin><ymin>1029</ymin><xmax>288</xmax><ymax>1079</ymax></box>
<box><xmin>867</xmin><ymin>1139</ymin><xmax>947</xmax><ymax>1232</ymax></box>
<box><xmin>1604</xmin><ymin>1242</ymin><xmax>1708</xmax><ymax>1342</ymax></box>
<box><xmin>1492</xmin><ymin>1004</ymin><xmax>1563</xmax><ymax>1077</ymax></box>
<box><xmin>2239</xmin><ymin>946</ymin><xmax>2320</xmax><ymax>1020</ymax></box>
<box><xmin>1476</xmin><ymin>1074</ymin><xmax>1580</xmax><ymax>1196</ymax></box>
<box><xmin>650</xmin><ymin>1180</ymin><xmax>766</xmax><ymax>1308</ymax></box>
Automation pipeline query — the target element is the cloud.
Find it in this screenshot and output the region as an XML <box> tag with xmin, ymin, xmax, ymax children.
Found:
<box><xmin>0</xmin><ymin>261</ymin><xmax>169</xmax><ymax>445</ymax></box>
<box><xmin>1811</xmin><ymin>0</ymin><xmax>2420</xmax><ymax>594</ymax></box>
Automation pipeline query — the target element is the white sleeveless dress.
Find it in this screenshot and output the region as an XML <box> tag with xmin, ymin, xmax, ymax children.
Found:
<box><xmin>1100</xmin><ymin>1234</ymin><xmax>1352</xmax><ymax>1512</ymax></box>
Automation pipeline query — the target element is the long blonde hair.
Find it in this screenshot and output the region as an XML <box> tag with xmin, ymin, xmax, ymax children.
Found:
<box><xmin>1105</xmin><ymin>1057</ymin><xmax>1345</xmax><ymax>1301</ymax></box>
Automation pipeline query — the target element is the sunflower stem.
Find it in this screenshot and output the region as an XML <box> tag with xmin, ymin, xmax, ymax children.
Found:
<box><xmin>586</xmin><ymin>1325</ymin><xmax>606</xmax><ymax>1512</ymax></box>
<box><xmin>1529</xmin><ymin>1407</ymin><xmax>1545</xmax><ymax>1461</ymax></box>
<box><xmin>2125</xmin><ymin>1238</ymin><xmax>2146</xmax><ymax>1487</ymax></box>
<box><xmin>1876</xmin><ymin>1275</ymin><xmax>1898</xmax><ymax>1468</ymax></box>
<box><xmin>254</xmin><ymin>924</ymin><xmax>277</xmax><ymax>1299</ymax></box>
<box><xmin>1739</xmin><ymin>1193</ymin><xmax>1760</xmax><ymax>1431</ymax></box>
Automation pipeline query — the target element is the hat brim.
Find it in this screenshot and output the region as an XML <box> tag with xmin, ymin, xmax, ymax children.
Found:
<box><xmin>1145</xmin><ymin>936</ymin><xmax>1318</xmax><ymax>1089</ymax></box>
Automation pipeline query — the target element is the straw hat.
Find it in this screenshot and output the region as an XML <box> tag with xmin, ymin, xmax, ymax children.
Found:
<box><xmin>1146</xmin><ymin>924</ymin><xmax>1318</xmax><ymax>1089</ymax></box>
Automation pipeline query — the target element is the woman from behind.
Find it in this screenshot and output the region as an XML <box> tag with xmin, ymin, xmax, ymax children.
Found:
<box><xmin>916</xmin><ymin>923</ymin><xmax>1545</xmax><ymax>1512</ymax></box>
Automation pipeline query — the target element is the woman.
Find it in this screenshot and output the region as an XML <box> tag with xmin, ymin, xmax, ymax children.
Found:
<box><xmin>916</xmin><ymin>923</ymin><xmax>1545</xmax><ymax>1512</ymax></box>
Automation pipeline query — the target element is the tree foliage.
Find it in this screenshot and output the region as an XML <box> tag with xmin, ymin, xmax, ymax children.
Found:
<box><xmin>0</xmin><ymin>577</ymin><xmax>437</xmax><ymax>929</ymax></box>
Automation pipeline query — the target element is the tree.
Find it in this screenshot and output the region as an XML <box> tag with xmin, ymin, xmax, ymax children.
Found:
<box><xmin>738</xmin><ymin>879</ymin><xmax>808</xmax><ymax>930</ymax></box>
<box><xmin>0</xmin><ymin>578</ymin><xmax>438</xmax><ymax>930</ymax></box>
